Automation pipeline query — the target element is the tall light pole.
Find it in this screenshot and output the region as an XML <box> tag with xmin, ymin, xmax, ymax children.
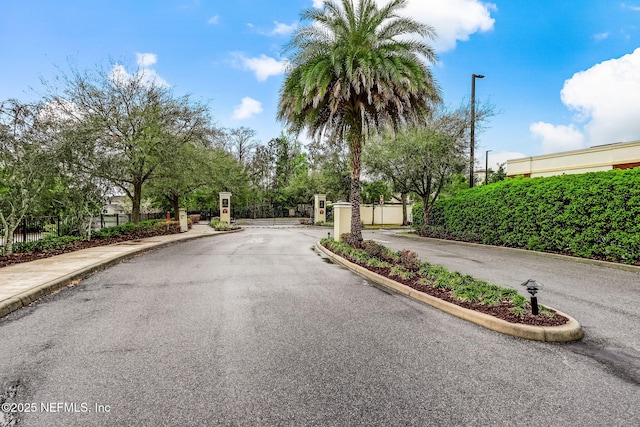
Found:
<box><xmin>469</xmin><ymin>73</ymin><xmax>485</xmax><ymax>188</ymax></box>
<box><xmin>485</xmin><ymin>149</ymin><xmax>492</xmax><ymax>185</ymax></box>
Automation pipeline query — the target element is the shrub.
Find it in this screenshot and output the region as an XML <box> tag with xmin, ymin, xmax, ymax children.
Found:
<box><xmin>399</xmin><ymin>249</ymin><xmax>420</xmax><ymax>271</ymax></box>
<box><xmin>362</xmin><ymin>240</ymin><xmax>385</xmax><ymax>259</ymax></box>
<box><xmin>12</xmin><ymin>235</ymin><xmax>81</xmax><ymax>253</ymax></box>
<box><xmin>210</xmin><ymin>220</ymin><xmax>240</xmax><ymax>231</ymax></box>
<box><xmin>154</xmin><ymin>220</ymin><xmax>181</xmax><ymax>234</ymax></box>
<box><xmin>389</xmin><ymin>265</ymin><xmax>415</xmax><ymax>280</ymax></box>
<box><xmin>413</xmin><ymin>169</ymin><xmax>640</xmax><ymax>264</ymax></box>
<box><xmin>321</xmin><ymin>238</ymin><xmax>536</xmax><ymax>313</ymax></box>
<box><xmin>366</xmin><ymin>258</ymin><xmax>392</xmax><ymax>268</ymax></box>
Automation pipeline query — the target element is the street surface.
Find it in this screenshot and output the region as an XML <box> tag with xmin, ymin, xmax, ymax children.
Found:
<box><xmin>1</xmin><ymin>226</ymin><xmax>639</xmax><ymax>426</ymax></box>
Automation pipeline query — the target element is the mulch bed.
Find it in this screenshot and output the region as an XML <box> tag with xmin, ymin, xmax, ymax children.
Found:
<box><xmin>0</xmin><ymin>229</ymin><xmax>181</xmax><ymax>269</ymax></box>
<box><xmin>325</xmin><ymin>246</ymin><xmax>569</xmax><ymax>327</ymax></box>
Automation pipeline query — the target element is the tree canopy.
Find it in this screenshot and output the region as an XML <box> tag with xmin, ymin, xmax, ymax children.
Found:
<box><xmin>278</xmin><ymin>0</ymin><xmax>440</xmax><ymax>244</ymax></box>
<box><xmin>47</xmin><ymin>64</ymin><xmax>213</xmax><ymax>223</ymax></box>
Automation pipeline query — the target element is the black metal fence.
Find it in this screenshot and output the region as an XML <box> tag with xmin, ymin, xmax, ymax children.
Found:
<box><xmin>233</xmin><ymin>203</ymin><xmax>313</xmax><ymax>219</ymax></box>
<box><xmin>1</xmin><ymin>213</ymin><xmax>166</xmax><ymax>249</ymax></box>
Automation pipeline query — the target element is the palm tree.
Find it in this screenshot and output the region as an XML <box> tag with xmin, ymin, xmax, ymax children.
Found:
<box><xmin>278</xmin><ymin>0</ymin><xmax>441</xmax><ymax>245</ymax></box>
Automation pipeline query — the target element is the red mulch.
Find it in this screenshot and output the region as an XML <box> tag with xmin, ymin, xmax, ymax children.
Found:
<box><xmin>328</xmin><ymin>249</ymin><xmax>569</xmax><ymax>327</ymax></box>
<box><xmin>0</xmin><ymin>229</ymin><xmax>181</xmax><ymax>269</ymax></box>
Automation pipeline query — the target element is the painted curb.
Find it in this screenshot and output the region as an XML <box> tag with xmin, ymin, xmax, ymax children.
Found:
<box><xmin>0</xmin><ymin>228</ymin><xmax>243</xmax><ymax>319</ymax></box>
<box><xmin>316</xmin><ymin>241</ymin><xmax>584</xmax><ymax>343</ymax></box>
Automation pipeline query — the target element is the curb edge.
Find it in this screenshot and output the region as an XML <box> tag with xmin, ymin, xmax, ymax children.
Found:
<box><xmin>316</xmin><ymin>241</ymin><xmax>584</xmax><ymax>343</ymax></box>
<box><xmin>0</xmin><ymin>228</ymin><xmax>242</xmax><ymax>319</ymax></box>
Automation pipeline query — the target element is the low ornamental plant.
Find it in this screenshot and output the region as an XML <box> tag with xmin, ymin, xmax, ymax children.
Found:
<box><xmin>209</xmin><ymin>220</ymin><xmax>240</xmax><ymax>231</ymax></box>
<box><xmin>320</xmin><ymin>238</ymin><xmax>563</xmax><ymax>325</ymax></box>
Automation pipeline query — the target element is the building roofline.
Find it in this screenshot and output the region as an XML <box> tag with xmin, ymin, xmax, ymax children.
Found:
<box><xmin>509</xmin><ymin>139</ymin><xmax>640</xmax><ymax>164</ymax></box>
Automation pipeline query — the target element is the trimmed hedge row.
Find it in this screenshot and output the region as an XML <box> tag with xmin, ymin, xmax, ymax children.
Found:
<box><xmin>412</xmin><ymin>168</ymin><xmax>640</xmax><ymax>264</ymax></box>
<box><xmin>13</xmin><ymin>220</ymin><xmax>180</xmax><ymax>254</ymax></box>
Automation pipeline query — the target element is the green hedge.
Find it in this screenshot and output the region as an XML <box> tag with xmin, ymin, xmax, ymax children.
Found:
<box><xmin>12</xmin><ymin>235</ymin><xmax>82</xmax><ymax>253</ymax></box>
<box><xmin>413</xmin><ymin>169</ymin><xmax>640</xmax><ymax>264</ymax></box>
<box><xmin>12</xmin><ymin>220</ymin><xmax>179</xmax><ymax>254</ymax></box>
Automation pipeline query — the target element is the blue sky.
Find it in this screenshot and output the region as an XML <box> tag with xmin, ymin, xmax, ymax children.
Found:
<box><xmin>2</xmin><ymin>0</ymin><xmax>639</xmax><ymax>169</ymax></box>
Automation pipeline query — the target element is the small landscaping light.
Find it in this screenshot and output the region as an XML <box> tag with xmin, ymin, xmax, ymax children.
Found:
<box><xmin>520</xmin><ymin>279</ymin><xmax>543</xmax><ymax>315</ymax></box>
<box><xmin>328</xmin><ymin>232</ymin><xmax>331</xmax><ymax>239</ymax></box>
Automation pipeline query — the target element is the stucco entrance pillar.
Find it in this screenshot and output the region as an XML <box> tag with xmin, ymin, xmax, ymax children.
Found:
<box><xmin>219</xmin><ymin>192</ymin><xmax>232</xmax><ymax>224</ymax></box>
<box><xmin>332</xmin><ymin>202</ymin><xmax>351</xmax><ymax>242</ymax></box>
<box><xmin>314</xmin><ymin>194</ymin><xmax>327</xmax><ymax>224</ymax></box>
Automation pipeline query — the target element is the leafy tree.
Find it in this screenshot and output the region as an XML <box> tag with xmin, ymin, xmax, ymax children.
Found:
<box><xmin>43</xmin><ymin>175</ymin><xmax>108</xmax><ymax>239</ymax></box>
<box><xmin>47</xmin><ymin>63</ymin><xmax>212</xmax><ymax>223</ymax></box>
<box><xmin>370</xmin><ymin>107</ymin><xmax>470</xmax><ymax>227</ymax></box>
<box><xmin>147</xmin><ymin>143</ymin><xmax>216</xmax><ymax>219</ymax></box>
<box><xmin>364</xmin><ymin>136</ymin><xmax>414</xmax><ymax>224</ymax></box>
<box><xmin>439</xmin><ymin>173</ymin><xmax>469</xmax><ymax>199</ymax></box>
<box><xmin>218</xmin><ymin>126</ymin><xmax>259</xmax><ymax>166</ymax></box>
<box><xmin>0</xmin><ymin>100</ymin><xmax>57</xmax><ymax>254</ymax></box>
<box><xmin>184</xmin><ymin>153</ymin><xmax>251</xmax><ymax>216</ymax></box>
<box><xmin>278</xmin><ymin>0</ymin><xmax>440</xmax><ymax>244</ymax></box>
<box><xmin>486</xmin><ymin>163</ymin><xmax>507</xmax><ymax>184</ymax></box>
<box><xmin>307</xmin><ymin>136</ymin><xmax>351</xmax><ymax>202</ymax></box>
<box><xmin>244</xmin><ymin>134</ymin><xmax>315</xmax><ymax>213</ymax></box>
<box><xmin>360</xmin><ymin>180</ymin><xmax>392</xmax><ymax>204</ymax></box>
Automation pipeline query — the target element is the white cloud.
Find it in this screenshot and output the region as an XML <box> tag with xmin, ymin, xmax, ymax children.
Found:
<box><xmin>593</xmin><ymin>32</ymin><xmax>610</xmax><ymax>41</ymax></box>
<box><xmin>110</xmin><ymin>53</ymin><xmax>169</xmax><ymax>88</ymax></box>
<box><xmin>530</xmin><ymin>122</ymin><xmax>586</xmax><ymax>154</ymax></box>
<box><xmin>208</xmin><ymin>15</ymin><xmax>220</xmax><ymax>25</ymax></box>
<box><xmin>559</xmin><ymin>48</ymin><xmax>640</xmax><ymax>145</ymax></box>
<box><xmin>375</xmin><ymin>0</ymin><xmax>496</xmax><ymax>53</ymax></box>
<box><xmin>529</xmin><ymin>48</ymin><xmax>640</xmax><ymax>153</ymax></box>
<box><xmin>310</xmin><ymin>0</ymin><xmax>495</xmax><ymax>53</ymax></box>
<box><xmin>271</xmin><ymin>21</ymin><xmax>298</xmax><ymax>36</ymax></box>
<box><xmin>235</xmin><ymin>54</ymin><xmax>289</xmax><ymax>81</ymax></box>
<box><xmin>233</xmin><ymin>97</ymin><xmax>263</xmax><ymax>120</ymax></box>
<box><xmin>622</xmin><ymin>3</ymin><xmax>640</xmax><ymax>12</ymax></box>
<box><xmin>136</xmin><ymin>52</ymin><xmax>157</xmax><ymax>68</ymax></box>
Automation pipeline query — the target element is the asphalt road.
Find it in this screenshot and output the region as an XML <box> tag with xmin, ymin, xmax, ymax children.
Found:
<box><xmin>1</xmin><ymin>227</ymin><xmax>639</xmax><ymax>426</ymax></box>
<box><xmin>365</xmin><ymin>229</ymin><xmax>640</xmax><ymax>357</ymax></box>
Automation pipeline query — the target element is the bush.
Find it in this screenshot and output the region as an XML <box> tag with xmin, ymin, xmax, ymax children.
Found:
<box><xmin>9</xmin><ymin>220</ymin><xmax>180</xmax><ymax>254</ymax></box>
<box><xmin>320</xmin><ymin>238</ymin><xmax>536</xmax><ymax>315</ymax></box>
<box><xmin>413</xmin><ymin>169</ymin><xmax>640</xmax><ymax>264</ymax></box>
<box><xmin>12</xmin><ymin>235</ymin><xmax>81</xmax><ymax>253</ymax></box>
<box><xmin>92</xmin><ymin>219</ymin><xmax>176</xmax><ymax>240</ymax></box>
<box><xmin>210</xmin><ymin>220</ymin><xmax>240</xmax><ymax>231</ymax></box>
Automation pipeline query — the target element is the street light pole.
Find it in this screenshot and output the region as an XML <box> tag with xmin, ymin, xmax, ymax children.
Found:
<box><xmin>469</xmin><ymin>73</ymin><xmax>485</xmax><ymax>188</ymax></box>
<box><xmin>485</xmin><ymin>149</ymin><xmax>492</xmax><ymax>185</ymax></box>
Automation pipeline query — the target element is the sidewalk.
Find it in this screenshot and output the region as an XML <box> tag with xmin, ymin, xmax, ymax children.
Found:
<box><xmin>0</xmin><ymin>224</ymin><xmax>237</xmax><ymax>319</ymax></box>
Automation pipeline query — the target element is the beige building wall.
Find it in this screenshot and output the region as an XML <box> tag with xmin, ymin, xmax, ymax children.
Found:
<box><xmin>360</xmin><ymin>204</ymin><xmax>408</xmax><ymax>225</ymax></box>
<box><xmin>507</xmin><ymin>140</ymin><xmax>640</xmax><ymax>178</ymax></box>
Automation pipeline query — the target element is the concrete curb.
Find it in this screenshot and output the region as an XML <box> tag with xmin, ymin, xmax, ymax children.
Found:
<box><xmin>395</xmin><ymin>232</ymin><xmax>640</xmax><ymax>274</ymax></box>
<box><xmin>0</xmin><ymin>227</ymin><xmax>243</xmax><ymax>319</ymax></box>
<box><xmin>316</xmin><ymin>242</ymin><xmax>584</xmax><ymax>343</ymax></box>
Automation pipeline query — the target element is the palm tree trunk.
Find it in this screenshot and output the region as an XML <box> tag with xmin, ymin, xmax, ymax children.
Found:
<box><xmin>401</xmin><ymin>192</ymin><xmax>407</xmax><ymax>226</ymax></box>
<box><xmin>347</xmin><ymin>132</ymin><xmax>363</xmax><ymax>246</ymax></box>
